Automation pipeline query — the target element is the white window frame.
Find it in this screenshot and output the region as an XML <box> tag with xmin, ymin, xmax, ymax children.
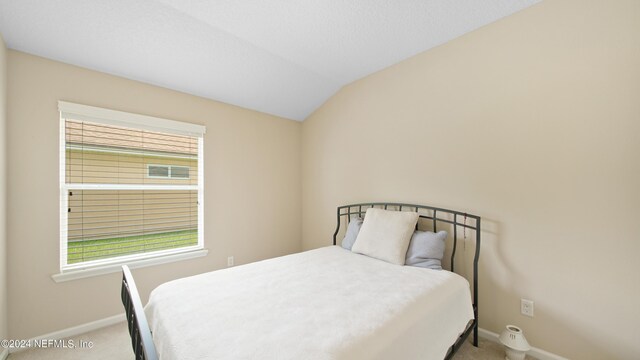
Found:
<box><xmin>146</xmin><ymin>164</ymin><xmax>191</xmax><ymax>179</ymax></box>
<box><xmin>55</xmin><ymin>101</ymin><xmax>207</xmax><ymax>282</ymax></box>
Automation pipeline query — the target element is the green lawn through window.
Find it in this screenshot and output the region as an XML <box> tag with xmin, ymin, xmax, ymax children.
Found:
<box><xmin>67</xmin><ymin>229</ymin><xmax>198</xmax><ymax>264</ymax></box>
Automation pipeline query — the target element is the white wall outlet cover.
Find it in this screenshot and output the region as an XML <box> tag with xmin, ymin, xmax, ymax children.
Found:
<box><xmin>521</xmin><ymin>299</ymin><xmax>534</xmax><ymax>317</ymax></box>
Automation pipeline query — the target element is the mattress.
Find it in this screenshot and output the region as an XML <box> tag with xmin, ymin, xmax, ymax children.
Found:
<box><xmin>145</xmin><ymin>246</ymin><xmax>474</xmax><ymax>360</ymax></box>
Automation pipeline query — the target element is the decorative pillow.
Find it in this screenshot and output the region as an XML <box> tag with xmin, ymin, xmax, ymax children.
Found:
<box><xmin>341</xmin><ymin>217</ymin><xmax>364</xmax><ymax>250</ymax></box>
<box><xmin>405</xmin><ymin>230</ymin><xmax>448</xmax><ymax>270</ymax></box>
<box><xmin>351</xmin><ymin>208</ymin><xmax>419</xmax><ymax>265</ymax></box>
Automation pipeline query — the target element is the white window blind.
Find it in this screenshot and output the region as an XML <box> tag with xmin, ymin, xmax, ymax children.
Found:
<box><xmin>59</xmin><ymin>101</ymin><xmax>205</xmax><ymax>271</ymax></box>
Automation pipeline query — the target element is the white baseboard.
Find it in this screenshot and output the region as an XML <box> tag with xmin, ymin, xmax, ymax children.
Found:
<box><xmin>9</xmin><ymin>313</ymin><xmax>125</xmax><ymax>354</ymax></box>
<box><xmin>6</xmin><ymin>317</ymin><xmax>568</xmax><ymax>360</ymax></box>
<box><xmin>478</xmin><ymin>328</ymin><xmax>569</xmax><ymax>360</ymax></box>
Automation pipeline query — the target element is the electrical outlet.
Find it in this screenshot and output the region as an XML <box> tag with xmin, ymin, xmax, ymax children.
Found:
<box><xmin>521</xmin><ymin>299</ymin><xmax>534</xmax><ymax>317</ymax></box>
<box><xmin>227</xmin><ymin>256</ymin><xmax>234</xmax><ymax>267</ymax></box>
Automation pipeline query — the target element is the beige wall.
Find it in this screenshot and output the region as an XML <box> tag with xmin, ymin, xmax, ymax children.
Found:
<box><xmin>0</xmin><ymin>33</ymin><xmax>8</xmax><ymax>348</ymax></box>
<box><xmin>302</xmin><ymin>0</ymin><xmax>640</xmax><ymax>359</ymax></box>
<box><xmin>7</xmin><ymin>51</ymin><xmax>302</xmax><ymax>339</ymax></box>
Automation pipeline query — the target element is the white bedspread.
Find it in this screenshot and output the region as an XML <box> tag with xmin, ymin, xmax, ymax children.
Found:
<box><xmin>146</xmin><ymin>246</ymin><xmax>474</xmax><ymax>360</ymax></box>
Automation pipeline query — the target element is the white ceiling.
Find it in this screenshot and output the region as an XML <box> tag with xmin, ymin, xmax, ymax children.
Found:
<box><xmin>0</xmin><ymin>0</ymin><xmax>540</xmax><ymax>121</ymax></box>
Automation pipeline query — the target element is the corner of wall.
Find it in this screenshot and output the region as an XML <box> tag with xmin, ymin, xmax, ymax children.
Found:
<box><xmin>0</xmin><ymin>31</ymin><xmax>9</xmax><ymax>344</ymax></box>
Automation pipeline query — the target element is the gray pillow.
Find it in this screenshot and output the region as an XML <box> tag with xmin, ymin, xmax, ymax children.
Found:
<box><xmin>341</xmin><ymin>217</ymin><xmax>364</xmax><ymax>250</ymax></box>
<box><xmin>405</xmin><ymin>230</ymin><xmax>448</xmax><ymax>270</ymax></box>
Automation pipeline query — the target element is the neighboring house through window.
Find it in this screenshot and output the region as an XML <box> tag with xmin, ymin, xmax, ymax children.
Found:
<box><xmin>58</xmin><ymin>101</ymin><xmax>205</xmax><ymax>274</ymax></box>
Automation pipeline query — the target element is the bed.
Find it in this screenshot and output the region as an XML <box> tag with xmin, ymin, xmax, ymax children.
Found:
<box><xmin>121</xmin><ymin>203</ymin><xmax>481</xmax><ymax>360</ymax></box>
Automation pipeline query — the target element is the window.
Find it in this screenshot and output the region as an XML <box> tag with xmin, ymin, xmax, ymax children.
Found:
<box><xmin>58</xmin><ymin>101</ymin><xmax>205</xmax><ymax>273</ymax></box>
<box><xmin>170</xmin><ymin>166</ymin><xmax>190</xmax><ymax>179</ymax></box>
<box><xmin>148</xmin><ymin>165</ymin><xmax>170</xmax><ymax>178</ymax></box>
<box><xmin>147</xmin><ymin>164</ymin><xmax>190</xmax><ymax>179</ymax></box>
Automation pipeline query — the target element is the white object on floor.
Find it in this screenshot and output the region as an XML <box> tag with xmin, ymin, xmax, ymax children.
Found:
<box><xmin>479</xmin><ymin>328</ymin><xmax>568</xmax><ymax>360</ymax></box>
<box><xmin>499</xmin><ymin>325</ymin><xmax>530</xmax><ymax>360</ymax></box>
<box><xmin>146</xmin><ymin>246</ymin><xmax>474</xmax><ymax>360</ymax></box>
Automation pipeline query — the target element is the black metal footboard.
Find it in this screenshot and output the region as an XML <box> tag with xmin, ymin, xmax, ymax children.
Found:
<box><xmin>121</xmin><ymin>265</ymin><xmax>159</xmax><ymax>360</ymax></box>
<box><xmin>443</xmin><ymin>315</ymin><xmax>478</xmax><ymax>359</ymax></box>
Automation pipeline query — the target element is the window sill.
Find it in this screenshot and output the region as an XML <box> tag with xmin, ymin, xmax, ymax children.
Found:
<box><xmin>51</xmin><ymin>248</ymin><xmax>209</xmax><ymax>283</ymax></box>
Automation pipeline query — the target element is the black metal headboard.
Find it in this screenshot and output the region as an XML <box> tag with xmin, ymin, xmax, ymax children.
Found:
<box><xmin>332</xmin><ymin>202</ymin><xmax>481</xmax><ymax>350</ymax></box>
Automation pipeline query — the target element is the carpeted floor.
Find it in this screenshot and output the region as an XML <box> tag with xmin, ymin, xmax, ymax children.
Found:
<box><xmin>7</xmin><ymin>322</ymin><xmax>534</xmax><ymax>359</ymax></box>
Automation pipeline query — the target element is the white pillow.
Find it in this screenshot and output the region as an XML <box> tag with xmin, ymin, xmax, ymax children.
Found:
<box><xmin>351</xmin><ymin>208</ymin><xmax>419</xmax><ymax>265</ymax></box>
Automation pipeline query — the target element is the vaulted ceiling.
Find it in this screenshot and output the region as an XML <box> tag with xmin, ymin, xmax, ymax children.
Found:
<box><xmin>0</xmin><ymin>0</ymin><xmax>539</xmax><ymax>121</ymax></box>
